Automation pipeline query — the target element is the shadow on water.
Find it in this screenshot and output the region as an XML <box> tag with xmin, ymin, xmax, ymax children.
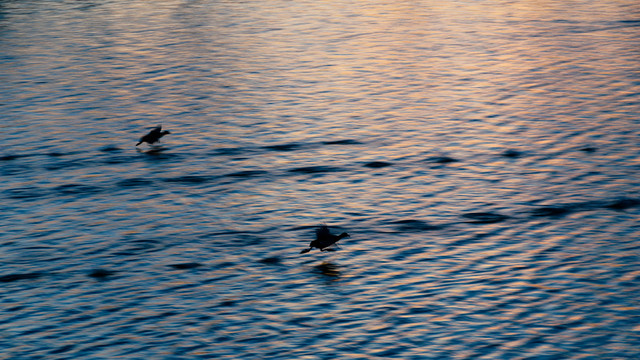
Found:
<box><xmin>136</xmin><ymin>146</ymin><xmax>181</xmax><ymax>161</ymax></box>
<box><xmin>311</xmin><ymin>262</ymin><xmax>341</xmax><ymax>282</ymax></box>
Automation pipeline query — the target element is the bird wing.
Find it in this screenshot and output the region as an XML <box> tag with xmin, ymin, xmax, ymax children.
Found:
<box><xmin>315</xmin><ymin>224</ymin><xmax>331</xmax><ymax>239</ymax></box>
<box><xmin>151</xmin><ymin>125</ymin><xmax>162</xmax><ymax>134</ymax></box>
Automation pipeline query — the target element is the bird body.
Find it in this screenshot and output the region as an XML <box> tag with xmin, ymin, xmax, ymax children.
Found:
<box><xmin>136</xmin><ymin>125</ymin><xmax>171</xmax><ymax>146</ymax></box>
<box><xmin>300</xmin><ymin>224</ymin><xmax>349</xmax><ymax>254</ymax></box>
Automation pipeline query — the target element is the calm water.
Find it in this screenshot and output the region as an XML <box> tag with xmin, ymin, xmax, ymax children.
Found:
<box><xmin>1</xmin><ymin>0</ymin><xmax>640</xmax><ymax>359</ymax></box>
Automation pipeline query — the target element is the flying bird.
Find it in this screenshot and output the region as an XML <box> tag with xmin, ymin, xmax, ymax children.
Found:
<box><xmin>300</xmin><ymin>224</ymin><xmax>350</xmax><ymax>254</ymax></box>
<box><xmin>136</xmin><ymin>125</ymin><xmax>171</xmax><ymax>146</ymax></box>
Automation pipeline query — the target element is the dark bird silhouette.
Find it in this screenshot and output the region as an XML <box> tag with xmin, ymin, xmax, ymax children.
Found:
<box><xmin>136</xmin><ymin>125</ymin><xmax>171</xmax><ymax>146</ymax></box>
<box><xmin>300</xmin><ymin>224</ymin><xmax>350</xmax><ymax>254</ymax></box>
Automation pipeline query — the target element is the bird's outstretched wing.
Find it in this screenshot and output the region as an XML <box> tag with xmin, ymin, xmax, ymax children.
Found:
<box><xmin>315</xmin><ymin>224</ymin><xmax>331</xmax><ymax>239</ymax></box>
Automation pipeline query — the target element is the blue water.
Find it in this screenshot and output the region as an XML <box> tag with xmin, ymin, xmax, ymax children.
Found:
<box><xmin>1</xmin><ymin>1</ymin><xmax>640</xmax><ymax>358</ymax></box>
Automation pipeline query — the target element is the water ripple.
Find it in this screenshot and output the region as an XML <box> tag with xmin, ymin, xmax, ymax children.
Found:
<box><xmin>1</xmin><ymin>0</ymin><xmax>639</xmax><ymax>359</ymax></box>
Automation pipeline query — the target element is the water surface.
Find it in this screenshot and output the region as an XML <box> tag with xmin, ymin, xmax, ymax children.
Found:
<box><xmin>1</xmin><ymin>0</ymin><xmax>640</xmax><ymax>358</ymax></box>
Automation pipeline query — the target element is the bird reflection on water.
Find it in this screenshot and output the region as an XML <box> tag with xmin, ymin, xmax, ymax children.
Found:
<box><xmin>312</xmin><ymin>262</ymin><xmax>341</xmax><ymax>280</ymax></box>
<box><xmin>138</xmin><ymin>146</ymin><xmax>171</xmax><ymax>156</ymax></box>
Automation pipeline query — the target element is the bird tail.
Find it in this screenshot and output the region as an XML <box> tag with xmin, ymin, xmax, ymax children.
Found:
<box><xmin>300</xmin><ymin>248</ymin><xmax>312</xmax><ymax>254</ymax></box>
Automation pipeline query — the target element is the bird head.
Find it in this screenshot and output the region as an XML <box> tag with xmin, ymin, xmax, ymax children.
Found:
<box><xmin>338</xmin><ymin>232</ymin><xmax>350</xmax><ymax>239</ymax></box>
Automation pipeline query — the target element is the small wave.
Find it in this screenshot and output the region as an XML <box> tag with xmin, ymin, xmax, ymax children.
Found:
<box><xmin>461</xmin><ymin>212</ymin><xmax>510</xmax><ymax>224</ymax></box>
<box><xmin>527</xmin><ymin>199</ymin><xmax>630</xmax><ymax>218</ymax></box>
<box><xmin>87</xmin><ymin>269</ymin><xmax>117</xmax><ymax>279</ymax></box>
<box><xmin>99</xmin><ymin>145</ymin><xmax>122</xmax><ymax>153</ymax></box>
<box><xmin>500</xmin><ymin>149</ymin><xmax>523</xmax><ymax>158</ymax></box>
<box><xmin>445</xmin><ymin>233</ymin><xmax>491</xmax><ymax>248</ymax></box>
<box><xmin>390</xmin><ymin>219</ymin><xmax>442</xmax><ymax>231</ymax></box>
<box><xmin>579</xmin><ymin>146</ymin><xmax>597</xmax><ymax>153</ymax></box>
<box><xmin>211</xmin><ymin>147</ymin><xmax>247</xmax><ymax>156</ymax></box>
<box><xmin>322</xmin><ymin>139</ymin><xmax>361</xmax><ymax>145</ymax></box>
<box><xmin>54</xmin><ymin>184</ymin><xmax>103</xmax><ymax>195</ymax></box>
<box><xmin>45</xmin><ymin>160</ymin><xmax>88</xmax><ymax>171</ymax></box>
<box><xmin>528</xmin><ymin>200</ymin><xmax>603</xmax><ymax>217</ymax></box>
<box><xmin>390</xmin><ymin>247</ymin><xmax>427</xmax><ymax>261</ymax></box>
<box><xmin>50</xmin><ymin>344</ymin><xmax>75</xmax><ymax>355</ymax></box>
<box><xmin>258</xmin><ymin>256</ymin><xmax>282</xmax><ymax>265</ymax></box>
<box><xmin>0</xmin><ymin>272</ymin><xmax>45</xmax><ymax>283</ymax></box>
<box><xmin>287</xmin><ymin>165</ymin><xmax>345</xmax><ymax>174</ymax></box>
<box><xmin>1</xmin><ymin>163</ymin><xmax>33</xmax><ymax>176</ymax></box>
<box><xmin>224</xmin><ymin>170</ymin><xmax>268</xmax><ymax>178</ymax></box>
<box><xmin>168</xmin><ymin>262</ymin><xmax>203</xmax><ymax>270</ymax></box>
<box><xmin>425</xmin><ymin>156</ymin><xmax>459</xmax><ymax>164</ymax></box>
<box><xmin>102</xmin><ymin>155</ymin><xmax>137</xmax><ymax>164</ymax></box>
<box><xmin>4</xmin><ymin>186</ymin><xmax>48</xmax><ymax>200</ymax></box>
<box><xmin>363</xmin><ymin>161</ymin><xmax>392</xmax><ymax>168</ymax></box>
<box><xmin>287</xmin><ymin>225</ymin><xmax>319</xmax><ymax>231</ymax></box>
<box><xmin>531</xmin><ymin>206</ymin><xmax>570</xmax><ymax>217</ymax></box>
<box><xmin>47</xmin><ymin>152</ymin><xmax>66</xmax><ymax>157</ymax></box>
<box><xmin>162</xmin><ymin>175</ymin><xmax>214</xmax><ymax>184</ymax></box>
<box><xmin>263</xmin><ymin>143</ymin><xmax>303</xmax><ymax>152</ymax></box>
<box><xmin>111</xmin><ymin>239</ymin><xmax>166</xmax><ymax>256</ymax></box>
<box><xmin>116</xmin><ymin>178</ymin><xmax>155</xmax><ymax>188</ymax></box>
<box><xmin>0</xmin><ymin>154</ymin><xmax>25</xmax><ymax>161</ymax></box>
<box><xmin>605</xmin><ymin>198</ymin><xmax>640</xmax><ymax>211</ymax></box>
<box><xmin>530</xmin><ymin>206</ymin><xmax>571</xmax><ymax>217</ymax></box>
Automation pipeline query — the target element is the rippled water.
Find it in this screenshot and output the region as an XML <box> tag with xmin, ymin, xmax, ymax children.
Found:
<box><xmin>2</xmin><ymin>0</ymin><xmax>640</xmax><ymax>358</ymax></box>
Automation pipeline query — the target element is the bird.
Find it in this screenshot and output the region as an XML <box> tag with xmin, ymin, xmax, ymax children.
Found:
<box><xmin>300</xmin><ymin>224</ymin><xmax>350</xmax><ymax>254</ymax></box>
<box><xmin>136</xmin><ymin>125</ymin><xmax>171</xmax><ymax>146</ymax></box>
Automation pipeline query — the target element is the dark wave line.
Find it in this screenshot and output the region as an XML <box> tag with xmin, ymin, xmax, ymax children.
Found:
<box><xmin>223</xmin><ymin>170</ymin><xmax>269</xmax><ymax>178</ymax></box>
<box><xmin>378</xmin><ymin>198</ymin><xmax>640</xmax><ymax>233</ymax></box>
<box><xmin>210</xmin><ymin>138</ymin><xmax>362</xmax><ymax>157</ymax></box>
<box><xmin>1</xmin><ymin>141</ymin><xmax>608</xmax><ymax>181</ymax></box>
<box><xmin>287</xmin><ymin>165</ymin><xmax>347</xmax><ymax>174</ymax></box>
<box><xmin>116</xmin><ymin>178</ymin><xmax>155</xmax><ymax>188</ymax></box>
<box><xmin>5</xmin><ymin>168</ymin><xmax>640</xmax><ymax>225</ymax></box>
<box><xmin>0</xmin><ymin>272</ymin><xmax>45</xmax><ymax>283</ymax></box>
<box><xmin>363</xmin><ymin>161</ymin><xmax>393</xmax><ymax>168</ymax></box>
<box><xmin>162</xmin><ymin>175</ymin><xmax>215</xmax><ymax>184</ymax></box>
<box><xmin>461</xmin><ymin>212</ymin><xmax>510</xmax><ymax>224</ymax></box>
<box><xmin>55</xmin><ymin>184</ymin><xmax>103</xmax><ymax>195</ymax></box>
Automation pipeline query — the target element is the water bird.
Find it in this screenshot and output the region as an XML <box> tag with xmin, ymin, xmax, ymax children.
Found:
<box><xmin>300</xmin><ymin>224</ymin><xmax>350</xmax><ymax>254</ymax></box>
<box><xmin>136</xmin><ymin>125</ymin><xmax>170</xmax><ymax>146</ymax></box>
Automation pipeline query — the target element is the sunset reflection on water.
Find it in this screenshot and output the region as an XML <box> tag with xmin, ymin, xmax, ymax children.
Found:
<box><xmin>1</xmin><ymin>0</ymin><xmax>639</xmax><ymax>358</ymax></box>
